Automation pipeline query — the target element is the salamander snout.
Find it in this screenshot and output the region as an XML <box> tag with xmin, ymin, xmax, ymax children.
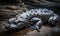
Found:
<box><xmin>5</xmin><ymin>24</ymin><xmax>18</xmax><ymax>31</ymax></box>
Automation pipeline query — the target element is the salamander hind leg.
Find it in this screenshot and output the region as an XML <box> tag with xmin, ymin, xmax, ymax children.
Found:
<box><xmin>48</xmin><ymin>14</ymin><xmax>59</xmax><ymax>27</ymax></box>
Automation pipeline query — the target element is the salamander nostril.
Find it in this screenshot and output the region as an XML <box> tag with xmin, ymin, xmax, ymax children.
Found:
<box><xmin>5</xmin><ymin>24</ymin><xmax>9</xmax><ymax>29</ymax></box>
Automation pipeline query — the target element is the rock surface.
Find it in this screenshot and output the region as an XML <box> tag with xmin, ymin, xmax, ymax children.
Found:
<box><xmin>0</xmin><ymin>25</ymin><xmax>60</xmax><ymax>36</ymax></box>
<box><xmin>0</xmin><ymin>5</ymin><xmax>28</xmax><ymax>20</ymax></box>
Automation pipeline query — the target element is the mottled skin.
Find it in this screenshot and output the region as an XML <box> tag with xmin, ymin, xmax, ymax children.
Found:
<box><xmin>5</xmin><ymin>9</ymin><xmax>60</xmax><ymax>31</ymax></box>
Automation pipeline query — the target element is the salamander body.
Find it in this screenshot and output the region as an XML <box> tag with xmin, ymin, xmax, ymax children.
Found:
<box><xmin>5</xmin><ymin>9</ymin><xmax>60</xmax><ymax>31</ymax></box>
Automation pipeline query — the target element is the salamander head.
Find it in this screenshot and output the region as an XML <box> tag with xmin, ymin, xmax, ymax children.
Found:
<box><xmin>5</xmin><ymin>18</ymin><xmax>25</xmax><ymax>31</ymax></box>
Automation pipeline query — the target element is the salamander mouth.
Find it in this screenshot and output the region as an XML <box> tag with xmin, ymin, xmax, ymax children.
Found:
<box><xmin>5</xmin><ymin>24</ymin><xmax>19</xmax><ymax>31</ymax></box>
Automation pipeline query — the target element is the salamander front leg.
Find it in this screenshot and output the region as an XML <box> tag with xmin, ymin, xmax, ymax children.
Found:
<box><xmin>30</xmin><ymin>22</ymin><xmax>41</xmax><ymax>32</ymax></box>
<box><xmin>29</xmin><ymin>17</ymin><xmax>42</xmax><ymax>32</ymax></box>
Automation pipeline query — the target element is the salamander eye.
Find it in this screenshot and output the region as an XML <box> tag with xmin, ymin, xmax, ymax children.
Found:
<box><xmin>14</xmin><ymin>22</ymin><xmax>17</xmax><ymax>24</ymax></box>
<box><xmin>18</xmin><ymin>21</ymin><xmax>21</xmax><ymax>23</ymax></box>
